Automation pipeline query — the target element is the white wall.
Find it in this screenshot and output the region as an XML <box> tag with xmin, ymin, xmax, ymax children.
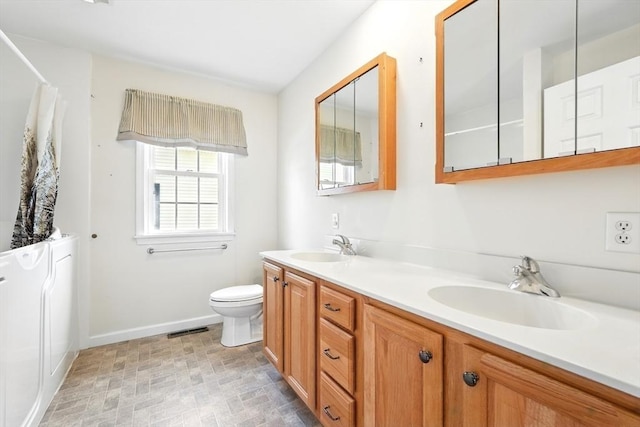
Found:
<box><xmin>277</xmin><ymin>1</ymin><xmax>640</xmax><ymax>273</ymax></box>
<box><xmin>1</xmin><ymin>38</ymin><xmax>278</xmax><ymax>348</ymax></box>
<box><xmin>0</xmin><ymin>35</ymin><xmax>92</xmax><ymax>344</ymax></box>
<box><xmin>89</xmin><ymin>56</ymin><xmax>278</xmax><ymax>344</ymax></box>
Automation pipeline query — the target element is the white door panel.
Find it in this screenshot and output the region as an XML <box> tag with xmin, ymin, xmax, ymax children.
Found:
<box><xmin>544</xmin><ymin>56</ymin><xmax>640</xmax><ymax>157</ymax></box>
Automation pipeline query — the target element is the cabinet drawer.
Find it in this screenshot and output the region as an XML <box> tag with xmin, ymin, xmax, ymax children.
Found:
<box><xmin>319</xmin><ymin>372</ymin><xmax>355</xmax><ymax>427</ymax></box>
<box><xmin>319</xmin><ymin>318</ymin><xmax>355</xmax><ymax>394</ymax></box>
<box><xmin>320</xmin><ymin>285</ymin><xmax>355</xmax><ymax>331</ymax></box>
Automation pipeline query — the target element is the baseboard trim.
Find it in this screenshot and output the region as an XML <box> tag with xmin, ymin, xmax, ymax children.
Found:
<box><xmin>85</xmin><ymin>314</ymin><xmax>223</xmax><ymax>348</ymax></box>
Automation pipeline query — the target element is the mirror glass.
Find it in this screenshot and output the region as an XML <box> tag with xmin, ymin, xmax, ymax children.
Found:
<box><xmin>444</xmin><ymin>0</ymin><xmax>498</xmax><ymax>171</ymax></box>
<box><xmin>544</xmin><ymin>0</ymin><xmax>640</xmax><ymax>158</ymax></box>
<box><xmin>318</xmin><ymin>94</ymin><xmax>337</xmax><ymax>190</ymax></box>
<box><xmin>318</xmin><ymin>69</ymin><xmax>380</xmax><ymax>189</ymax></box>
<box><xmin>316</xmin><ymin>53</ymin><xmax>394</xmax><ymax>196</ymax></box>
<box><xmin>319</xmin><ymin>80</ymin><xmax>359</xmax><ymax>189</ymax></box>
<box><xmin>439</xmin><ymin>0</ymin><xmax>640</xmax><ymax>177</ymax></box>
<box><xmin>575</xmin><ymin>0</ymin><xmax>640</xmax><ymax>154</ymax></box>
<box><xmin>354</xmin><ymin>67</ymin><xmax>379</xmax><ymax>185</ymax></box>
<box><xmin>501</xmin><ymin>0</ymin><xmax>575</xmax><ymax>161</ymax></box>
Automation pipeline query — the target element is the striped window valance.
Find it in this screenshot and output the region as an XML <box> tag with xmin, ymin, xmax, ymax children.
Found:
<box><xmin>319</xmin><ymin>125</ymin><xmax>362</xmax><ymax>165</ymax></box>
<box><xmin>117</xmin><ymin>89</ymin><xmax>248</xmax><ymax>155</ymax></box>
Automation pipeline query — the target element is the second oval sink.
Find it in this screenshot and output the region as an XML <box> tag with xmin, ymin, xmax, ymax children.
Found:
<box><xmin>428</xmin><ymin>285</ymin><xmax>597</xmax><ymax>330</ymax></box>
<box><xmin>290</xmin><ymin>252</ymin><xmax>348</xmax><ymax>262</ymax></box>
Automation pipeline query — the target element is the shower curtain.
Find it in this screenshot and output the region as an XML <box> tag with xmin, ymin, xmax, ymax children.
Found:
<box><xmin>11</xmin><ymin>83</ymin><xmax>65</xmax><ymax>249</ymax></box>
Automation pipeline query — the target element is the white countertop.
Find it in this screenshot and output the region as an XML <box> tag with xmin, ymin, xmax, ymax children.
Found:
<box><xmin>260</xmin><ymin>249</ymin><xmax>640</xmax><ymax>398</ymax></box>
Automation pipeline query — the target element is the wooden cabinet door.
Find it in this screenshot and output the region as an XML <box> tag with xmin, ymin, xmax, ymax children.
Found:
<box><xmin>262</xmin><ymin>262</ymin><xmax>284</xmax><ymax>372</ymax></box>
<box><xmin>284</xmin><ymin>271</ymin><xmax>316</xmax><ymax>409</ymax></box>
<box><xmin>363</xmin><ymin>304</ymin><xmax>443</xmax><ymax>427</ymax></box>
<box><xmin>458</xmin><ymin>345</ymin><xmax>640</xmax><ymax>427</ymax></box>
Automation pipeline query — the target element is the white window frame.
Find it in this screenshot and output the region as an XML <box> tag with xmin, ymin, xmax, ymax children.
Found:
<box><xmin>134</xmin><ymin>142</ymin><xmax>235</xmax><ymax>245</ymax></box>
<box><xmin>319</xmin><ymin>161</ymin><xmax>355</xmax><ymax>188</ymax></box>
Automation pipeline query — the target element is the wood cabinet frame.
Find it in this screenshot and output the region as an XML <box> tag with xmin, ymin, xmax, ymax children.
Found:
<box><xmin>262</xmin><ymin>262</ymin><xmax>316</xmax><ymax>409</ymax></box>
<box><xmin>262</xmin><ymin>262</ymin><xmax>284</xmax><ymax>371</ymax></box>
<box><xmin>434</xmin><ymin>0</ymin><xmax>640</xmax><ymax>184</ymax></box>
<box><xmin>315</xmin><ymin>52</ymin><xmax>397</xmax><ymax>195</ymax></box>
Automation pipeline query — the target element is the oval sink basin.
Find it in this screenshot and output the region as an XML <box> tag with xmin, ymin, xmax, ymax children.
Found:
<box><xmin>290</xmin><ymin>252</ymin><xmax>348</xmax><ymax>262</ymax></box>
<box><xmin>428</xmin><ymin>286</ymin><xmax>597</xmax><ymax>330</ymax></box>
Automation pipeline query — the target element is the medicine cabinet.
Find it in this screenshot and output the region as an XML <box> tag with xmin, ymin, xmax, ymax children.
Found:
<box><xmin>315</xmin><ymin>53</ymin><xmax>396</xmax><ymax>195</ymax></box>
<box><xmin>435</xmin><ymin>0</ymin><xmax>640</xmax><ymax>183</ymax></box>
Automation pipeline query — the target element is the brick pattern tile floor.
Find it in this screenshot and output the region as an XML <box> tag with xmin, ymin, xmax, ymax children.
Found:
<box><xmin>39</xmin><ymin>324</ymin><xmax>320</xmax><ymax>427</ymax></box>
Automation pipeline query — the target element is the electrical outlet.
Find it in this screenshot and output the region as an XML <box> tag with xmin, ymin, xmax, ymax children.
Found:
<box><xmin>331</xmin><ymin>213</ymin><xmax>339</xmax><ymax>229</ymax></box>
<box><xmin>606</xmin><ymin>212</ymin><xmax>640</xmax><ymax>253</ymax></box>
<box><xmin>615</xmin><ymin>234</ymin><xmax>631</xmax><ymax>244</ymax></box>
<box><xmin>615</xmin><ymin>221</ymin><xmax>632</xmax><ymax>232</ymax></box>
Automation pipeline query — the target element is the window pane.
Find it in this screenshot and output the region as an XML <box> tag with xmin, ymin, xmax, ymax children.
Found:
<box><xmin>319</xmin><ymin>162</ymin><xmax>334</xmax><ymax>188</ymax></box>
<box><xmin>177</xmin><ymin>148</ymin><xmax>197</xmax><ymax>171</ymax></box>
<box><xmin>199</xmin><ymin>151</ymin><xmax>219</xmax><ymax>173</ymax></box>
<box><xmin>153</xmin><ymin>146</ymin><xmax>175</xmax><ymax>170</ymax></box>
<box><xmin>154</xmin><ymin>175</ymin><xmax>176</xmax><ymax>203</ymax></box>
<box><xmin>143</xmin><ymin>145</ymin><xmax>230</xmax><ymax>236</ymax></box>
<box><xmin>177</xmin><ymin>204</ymin><xmax>198</xmax><ymax>230</ymax></box>
<box><xmin>177</xmin><ymin>176</ymin><xmax>198</xmax><ymax>203</ymax></box>
<box><xmin>336</xmin><ymin>163</ymin><xmax>355</xmax><ymax>185</ymax></box>
<box><xmin>158</xmin><ymin>204</ymin><xmax>176</xmax><ymax>231</ymax></box>
<box><xmin>200</xmin><ymin>177</ymin><xmax>218</xmax><ymax>203</ymax></box>
<box><xmin>200</xmin><ymin>204</ymin><xmax>218</xmax><ymax>230</ymax></box>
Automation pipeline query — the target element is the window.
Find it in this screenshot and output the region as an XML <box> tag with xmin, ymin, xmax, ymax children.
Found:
<box><xmin>135</xmin><ymin>143</ymin><xmax>234</xmax><ymax>244</ymax></box>
<box><xmin>319</xmin><ymin>161</ymin><xmax>355</xmax><ymax>189</ymax></box>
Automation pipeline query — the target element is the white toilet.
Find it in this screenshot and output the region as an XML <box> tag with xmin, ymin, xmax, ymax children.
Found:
<box><xmin>209</xmin><ymin>284</ymin><xmax>263</xmax><ymax>347</ymax></box>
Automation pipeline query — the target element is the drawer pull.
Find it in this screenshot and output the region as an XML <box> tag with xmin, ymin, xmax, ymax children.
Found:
<box><xmin>273</xmin><ymin>276</ymin><xmax>279</xmax><ymax>283</ymax></box>
<box><xmin>323</xmin><ymin>348</ymin><xmax>340</xmax><ymax>360</ymax></box>
<box><xmin>323</xmin><ymin>405</ymin><xmax>341</xmax><ymax>421</ymax></box>
<box><xmin>419</xmin><ymin>350</ymin><xmax>432</xmax><ymax>364</ymax></box>
<box><xmin>324</xmin><ymin>303</ymin><xmax>341</xmax><ymax>312</ymax></box>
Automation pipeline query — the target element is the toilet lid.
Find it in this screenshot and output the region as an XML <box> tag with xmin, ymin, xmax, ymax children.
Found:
<box><xmin>210</xmin><ymin>284</ymin><xmax>263</xmax><ymax>302</ymax></box>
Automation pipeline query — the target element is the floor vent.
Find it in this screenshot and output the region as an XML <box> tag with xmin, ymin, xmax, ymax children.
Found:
<box><xmin>167</xmin><ymin>326</ymin><xmax>209</xmax><ymax>339</ymax></box>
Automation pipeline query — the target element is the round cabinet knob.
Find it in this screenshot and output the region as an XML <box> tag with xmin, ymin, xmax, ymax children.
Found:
<box><xmin>418</xmin><ymin>350</ymin><xmax>432</xmax><ymax>364</ymax></box>
<box><xmin>463</xmin><ymin>371</ymin><xmax>480</xmax><ymax>387</ymax></box>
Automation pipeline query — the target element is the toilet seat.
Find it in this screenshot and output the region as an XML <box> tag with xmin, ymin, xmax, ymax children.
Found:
<box><xmin>210</xmin><ymin>284</ymin><xmax>262</xmax><ymax>303</ymax></box>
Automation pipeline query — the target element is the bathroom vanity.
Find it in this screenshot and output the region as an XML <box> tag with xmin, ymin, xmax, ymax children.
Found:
<box><xmin>261</xmin><ymin>251</ymin><xmax>640</xmax><ymax>427</ymax></box>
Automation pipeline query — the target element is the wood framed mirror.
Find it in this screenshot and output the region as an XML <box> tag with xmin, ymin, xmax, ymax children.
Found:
<box><xmin>315</xmin><ymin>52</ymin><xmax>396</xmax><ymax>195</ymax></box>
<box><xmin>435</xmin><ymin>0</ymin><xmax>640</xmax><ymax>184</ymax></box>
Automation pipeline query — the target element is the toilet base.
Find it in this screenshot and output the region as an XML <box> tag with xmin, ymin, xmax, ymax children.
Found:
<box><xmin>220</xmin><ymin>314</ymin><xmax>263</xmax><ymax>347</ymax></box>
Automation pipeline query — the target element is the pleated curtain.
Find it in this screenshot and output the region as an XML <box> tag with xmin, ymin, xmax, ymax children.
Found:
<box><xmin>318</xmin><ymin>124</ymin><xmax>362</xmax><ymax>165</ymax></box>
<box><xmin>116</xmin><ymin>89</ymin><xmax>248</xmax><ymax>155</ymax></box>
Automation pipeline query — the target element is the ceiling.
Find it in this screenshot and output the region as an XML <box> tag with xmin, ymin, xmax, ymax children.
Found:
<box><xmin>0</xmin><ymin>0</ymin><xmax>375</xmax><ymax>93</ymax></box>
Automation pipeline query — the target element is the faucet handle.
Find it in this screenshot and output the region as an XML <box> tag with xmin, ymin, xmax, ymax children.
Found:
<box><xmin>334</xmin><ymin>234</ymin><xmax>350</xmax><ymax>244</ymax></box>
<box><xmin>520</xmin><ymin>255</ymin><xmax>540</xmax><ymax>273</ymax></box>
<box><xmin>512</xmin><ymin>265</ymin><xmax>527</xmax><ymax>277</ymax></box>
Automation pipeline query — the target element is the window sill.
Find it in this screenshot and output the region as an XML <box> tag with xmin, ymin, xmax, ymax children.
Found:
<box><xmin>134</xmin><ymin>232</ymin><xmax>235</xmax><ymax>246</ymax></box>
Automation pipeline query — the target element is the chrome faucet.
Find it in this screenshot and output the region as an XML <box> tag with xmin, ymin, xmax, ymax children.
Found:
<box><xmin>508</xmin><ymin>256</ymin><xmax>560</xmax><ymax>298</ymax></box>
<box><xmin>332</xmin><ymin>234</ymin><xmax>356</xmax><ymax>255</ymax></box>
